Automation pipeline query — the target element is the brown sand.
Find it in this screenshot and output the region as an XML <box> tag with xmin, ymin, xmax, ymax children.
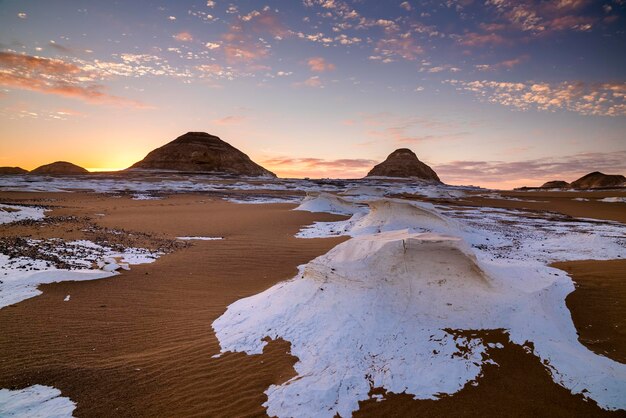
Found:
<box><xmin>357</xmin><ymin>331</ymin><xmax>623</xmax><ymax>418</ymax></box>
<box><xmin>467</xmin><ymin>190</ymin><xmax>626</xmax><ymax>224</ymax></box>
<box><xmin>553</xmin><ymin>260</ymin><xmax>626</xmax><ymax>364</ymax></box>
<box><xmin>396</xmin><ymin>189</ymin><xmax>626</xmax><ymax>224</ymax></box>
<box><xmin>0</xmin><ymin>193</ymin><xmax>346</xmax><ymax>417</ymax></box>
<box><xmin>0</xmin><ymin>191</ymin><xmax>624</xmax><ymax>417</ymax></box>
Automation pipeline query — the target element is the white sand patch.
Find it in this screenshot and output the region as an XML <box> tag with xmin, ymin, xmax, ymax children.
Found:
<box><xmin>0</xmin><ymin>240</ymin><xmax>160</xmax><ymax>309</ymax></box>
<box><xmin>131</xmin><ymin>194</ymin><xmax>162</xmax><ymax>200</ymax></box>
<box><xmin>225</xmin><ymin>196</ymin><xmax>302</xmax><ymax>204</ymax></box>
<box><xmin>600</xmin><ymin>197</ymin><xmax>626</xmax><ymax>203</ymax></box>
<box><xmin>214</xmin><ymin>194</ymin><xmax>626</xmax><ymax>417</ymax></box>
<box><xmin>295</xmin><ymin>192</ymin><xmax>365</xmax><ymax>215</ymax></box>
<box><xmin>0</xmin><ymin>204</ymin><xmax>46</xmax><ymax>224</ymax></box>
<box><xmin>177</xmin><ymin>236</ymin><xmax>223</xmax><ymax>241</ymax></box>
<box><xmin>0</xmin><ymin>384</ymin><xmax>75</xmax><ymax>417</ymax></box>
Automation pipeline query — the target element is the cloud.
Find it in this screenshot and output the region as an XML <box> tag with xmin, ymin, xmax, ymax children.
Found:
<box><xmin>458</xmin><ymin>32</ymin><xmax>509</xmax><ymax>47</ymax></box>
<box><xmin>47</xmin><ymin>41</ymin><xmax>74</xmax><ymax>54</ymax></box>
<box><xmin>484</xmin><ymin>0</ymin><xmax>598</xmax><ymax>34</ymax></box>
<box><xmin>374</xmin><ymin>35</ymin><xmax>424</xmax><ymax>62</ymax></box>
<box><xmin>293</xmin><ymin>75</ymin><xmax>323</xmax><ymax>88</ymax></box>
<box><xmin>436</xmin><ymin>151</ymin><xmax>626</xmax><ymax>188</ymax></box>
<box><xmin>446</xmin><ymin>79</ymin><xmax>626</xmax><ymax>116</ymax></box>
<box><xmin>173</xmin><ymin>31</ymin><xmax>193</xmax><ymax>42</ymax></box>
<box><xmin>351</xmin><ymin>112</ymin><xmax>468</xmax><ymax>144</ymax></box>
<box><xmin>221</xmin><ymin>10</ymin><xmax>286</xmax><ymax>66</ymax></box>
<box><xmin>475</xmin><ymin>55</ymin><xmax>530</xmax><ymax>71</ymax></box>
<box><xmin>262</xmin><ymin>156</ymin><xmax>377</xmax><ymax>178</ymax></box>
<box><xmin>307</xmin><ymin>57</ymin><xmax>336</xmax><ymax>72</ymax></box>
<box><xmin>212</xmin><ymin>115</ymin><xmax>246</xmax><ymax>125</ymax></box>
<box><xmin>0</xmin><ymin>52</ymin><xmax>149</xmax><ymax>107</ymax></box>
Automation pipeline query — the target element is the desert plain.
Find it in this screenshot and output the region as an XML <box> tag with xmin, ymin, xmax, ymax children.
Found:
<box><xmin>0</xmin><ymin>172</ymin><xmax>624</xmax><ymax>417</ymax></box>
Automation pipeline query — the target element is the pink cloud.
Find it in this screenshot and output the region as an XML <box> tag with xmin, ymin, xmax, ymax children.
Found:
<box><xmin>0</xmin><ymin>52</ymin><xmax>149</xmax><ymax>108</ymax></box>
<box><xmin>263</xmin><ymin>156</ymin><xmax>377</xmax><ymax>178</ymax></box>
<box><xmin>173</xmin><ymin>31</ymin><xmax>193</xmax><ymax>42</ymax></box>
<box><xmin>307</xmin><ymin>57</ymin><xmax>336</xmax><ymax>72</ymax></box>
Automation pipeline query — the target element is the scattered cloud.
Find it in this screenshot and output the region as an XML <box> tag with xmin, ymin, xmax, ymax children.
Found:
<box><xmin>447</xmin><ymin>79</ymin><xmax>626</xmax><ymax>116</ymax></box>
<box><xmin>437</xmin><ymin>151</ymin><xmax>626</xmax><ymax>188</ymax></box>
<box><xmin>0</xmin><ymin>52</ymin><xmax>150</xmax><ymax>107</ymax></box>
<box><xmin>212</xmin><ymin>115</ymin><xmax>246</xmax><ymax>125</ymax></box>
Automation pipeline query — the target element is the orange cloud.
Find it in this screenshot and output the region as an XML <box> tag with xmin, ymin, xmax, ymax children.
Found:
<box><xmin>307</xmin><ymin>57</ymin><xmax>336</xmax><ymax>72</ymax></box>
<box><xmin>0</xmin><ymin>52</ymin><xmax>149</xmax><ymax>107</ymax></box>
<box><xmin>173</xmin><ymin>31</ymin><xmax>193</xmax><ymax>42</ymax></box>
<box><xmin>458</xmin><ymin>32</ymin><xmax>509</xmax><ymax>47</ymax></box>
<box><xmin>263</xmin><ymin>156</ymin><xmax>377</xmax><ymax>178</ymax></box>
<box><xmin>221</xmin><ymin>10</ymin><xmax>287</xmax><ymax>66</ymax></box>
<box><xmin>447</xmin><ymin>79</ymin><xmax>626</xmax><ymax>116</ymax></box>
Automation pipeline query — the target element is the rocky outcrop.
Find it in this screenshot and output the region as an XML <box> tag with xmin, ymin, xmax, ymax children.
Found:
<box><xmin>367</xmin><ymin>149</ymin><xmax>440</xmax><ymax>181</ymax></box>
<box><xmin>31</xmin><ymin>161</ymin><xmax>89</xmax><ymax>175</ymax></box>
<box><xmin>128</xmin><ymin>132</ymin><xmax>275</xmax><ymax>177</ymax></box>
<box><xmin>570</xmin><ymin>172</ymin><xmax>626</xmax><ymax>189</ymax></box>
<box><xmin>0</xmin><ymin>167</ymin><xmax>28</xmax><ymax>175</ymax></box>
<box><xmin>540</xmin><ymin>180</ymin><xmax>570</xmax><ymax>189</ymax></box>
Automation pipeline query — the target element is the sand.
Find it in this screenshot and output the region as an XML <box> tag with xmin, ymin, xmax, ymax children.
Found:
<box><xmin>554</xmin><ymin>259</ymin><xmax>626</xmax><ymax>364</ymax></box>
<box><xmin>0</xmin><ymin>190</ymin><xmax>624</xmax><ymax>417</ymax></box>
<box><xmin>0</xmin><ymin>193</ymin><xmax>346</xmax><ymax>417</ymax></box>
<box><xmin>466</xmin><ymin>190</ymin><xmax>626</xmax><ymax>224</ymax></box>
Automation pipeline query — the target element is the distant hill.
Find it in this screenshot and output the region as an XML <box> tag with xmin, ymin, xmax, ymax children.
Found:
<box><xmin>128</xmin><ymin>132</ymin><xmax>275</xmax><ymax>177</ymax></box>
<box><xmin>0</xmin><ymin>167</ymin><xmax>28</xmax><ymax>175</ymax></box>
<box><xmin>540</xmin><ymin>180</ymin><xmax>570</xmax><ymax>189</ymax></box>
<box><xmin>367</xmin><ymin>149</ymin><xmax>440</xmax><ymax>181</ymax></box>
<box><xmin>570</xmin><ymin>172</ymin><xmax>626</xmax><ymax>189</ymax></box>
<box><xmin>31</xmin><ymin>161</ymin><xmax>89</xmax><ymax>175</ymax></box>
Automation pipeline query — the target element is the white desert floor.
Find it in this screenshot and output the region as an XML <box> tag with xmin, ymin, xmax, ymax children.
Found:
<box><xmin>0</xmin><ymin>175</ymin><xmax>625</xmax><ymax>417</ymax></box>
<box><xmin>214</xmin><ymin>191</ymin><xmax>626</xmax><ymax>417</ymax></box>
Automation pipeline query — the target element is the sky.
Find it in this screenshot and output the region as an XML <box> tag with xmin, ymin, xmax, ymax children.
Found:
<box><xmin>0</xmin><ymin>0</ymin><xmax>625</xmax><ymax>189</ymax></box>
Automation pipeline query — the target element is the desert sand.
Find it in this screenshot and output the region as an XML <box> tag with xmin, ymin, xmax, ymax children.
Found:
<box><xmin>0</xmin><ymin>182</ymin><xmax>624</xmax><ymax>417</ymax></box>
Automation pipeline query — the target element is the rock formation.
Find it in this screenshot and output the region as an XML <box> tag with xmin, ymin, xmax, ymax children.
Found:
<box><xmin>367</xmin><ymin>149</ymin><xmax>440</xmax><ymax>181</ymax></box>
<box><xmin>0</xmin><ymin>167</ymin><xmax>28</xmax><ymax>175</ymax></box>
<box><xmin>31</xmin><ymin>161</ymin><xmax>89</xmax><ymax>175</ymax></box>
<box><xmin>570</xmin><ymin>172</ymin><xmax>626</xmax><ymax>189</ymax></box>
<box><xmin>128</xmin><ymin>132</ymin><xmax>275</xmax><ymax>177</ymax></box>
<box><xmin>540</xmin><ymin>180</ymin><xmax>570</xmax><ymax>189</ymax></box>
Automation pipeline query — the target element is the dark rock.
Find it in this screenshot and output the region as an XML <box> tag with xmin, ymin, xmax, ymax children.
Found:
<box><xmin>31</xmin><ymin>161</ymin><xmax>89</xmax><ymax>175</ymax></box>
<box><xmin>570</xmin><ymin>172</ymin><xmax>626</xmax><ymax>189</ymax></box>
<box><xmin>128</xmin><ymin>132</ymin><xmax>275</xmax><ymax>177</ymax></box>
<box><xmin>367</xmin><ymin>148</ymin><xmax>440</xmax><ymax>181</ymax></box>
<box><xmin>0</xmin><ymin>167</ymin><xmax>28</xmax><ymax>175</ymax></box>
<box><xmin>540</xmin><ymin>180</ymin><xmax>570</xmax><ymax>189</ymax></box>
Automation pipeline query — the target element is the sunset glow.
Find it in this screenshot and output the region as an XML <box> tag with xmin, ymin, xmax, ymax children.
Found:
<box><xmin>1</xmin><ymin>1</ymin><xmax>625</xmax><ymax>188</ymax></box>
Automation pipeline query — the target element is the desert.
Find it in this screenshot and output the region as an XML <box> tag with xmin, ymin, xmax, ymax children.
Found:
<box><xmin>1</xmin><ymin>146</ymin><xmax>625</xmax><ymax>416</ymax></box>
<box><xmin>1</xmin><ymin>1</ymin><xmax>625</xmax><ymax>416</ymax></box>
